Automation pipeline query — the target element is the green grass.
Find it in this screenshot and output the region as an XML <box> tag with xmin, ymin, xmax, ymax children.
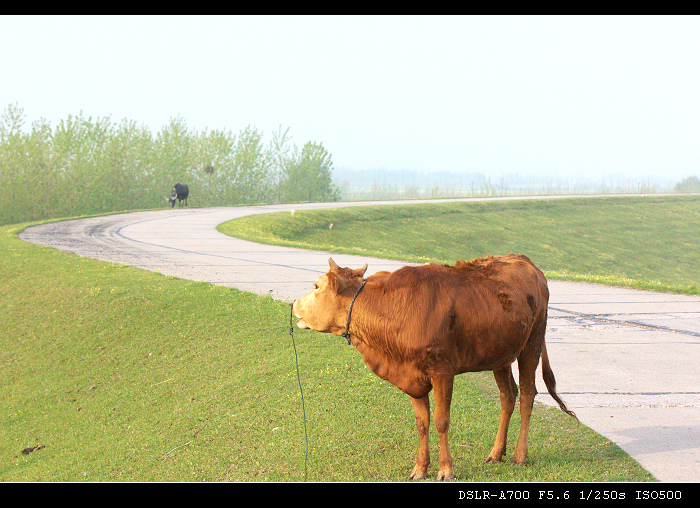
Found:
<box><xmin>0</xmin><ymin>217</ymin><xmax>654</xmax><ymax>482</ymax></box>
<box><xmin>218</xmin><ymin>195</ymin><xmax>700</xmax><ymax>295</ymax></box>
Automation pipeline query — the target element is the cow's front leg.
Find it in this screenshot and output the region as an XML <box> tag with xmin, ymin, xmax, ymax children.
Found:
<box><xmin>409</xmin><ymin>394</ymin><xmax>431</xmax><ymax>480</ymax></box>
<box><xmin>433</xmin><ymin>375</ymin><xmax>455</xmax><ymax>480</ymax></box>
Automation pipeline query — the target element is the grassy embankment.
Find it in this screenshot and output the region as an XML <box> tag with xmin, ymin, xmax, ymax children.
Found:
<box><xmin>218</xmin><ymin>195</ymin><xmax>700</xmax><ymax>295</ymax></box>
<box><xmin>1</xmin><ymin>198</ymin><xmax>665</xmax><ymax>481</ymax></box>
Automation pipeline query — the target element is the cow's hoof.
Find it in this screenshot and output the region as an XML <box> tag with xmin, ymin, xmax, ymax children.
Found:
<box><xmin>437</xmin><ymin>468</ymin><xmax>455</xmax><ymax>481</ymax></box>
<box><xmin>485</xmin><ymin>455</ymin><xmax>504</xmax><ymax>464</ymax></box>
<box><xmin>409</xmin><ymin>465</ymin><xmax>429</xmax><ymax>480</ymax></box>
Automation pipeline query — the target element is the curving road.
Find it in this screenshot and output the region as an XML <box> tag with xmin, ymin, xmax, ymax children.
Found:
<box><xmin>20</xmin><ymin>201</ymin><xmax>700</xmax><ymax>482</ymax></box>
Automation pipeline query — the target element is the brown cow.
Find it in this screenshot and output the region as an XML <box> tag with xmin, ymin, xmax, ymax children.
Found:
<box><xmin>292</xmin><ymin>255</ymin><xmax>578</xmax><ymax>481</ymax></box>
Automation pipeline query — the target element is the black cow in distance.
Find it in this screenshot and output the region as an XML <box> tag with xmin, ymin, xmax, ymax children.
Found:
<box><xmin>167</xmin><ymin>183</ymin><xmax>189</xmax><ymax>208</ymax></box>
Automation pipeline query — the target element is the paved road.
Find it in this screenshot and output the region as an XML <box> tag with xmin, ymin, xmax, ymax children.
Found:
<box><xmin>20</xmin><ymin>202</ymin><xmax>700</xmax><ymax>482</ymax></box>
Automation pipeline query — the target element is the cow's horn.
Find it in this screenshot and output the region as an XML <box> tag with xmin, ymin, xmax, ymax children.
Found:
<box><xmin>328</xmin><ymin>258</ymin><xmax>340</xmax><ymax>272</ymax></box>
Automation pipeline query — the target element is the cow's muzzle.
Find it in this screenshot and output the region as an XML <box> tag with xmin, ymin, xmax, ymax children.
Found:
<box><xmin>291</xmin><ymin>299</ymin><xmax>309</xmax><ymax>329</ymax></box>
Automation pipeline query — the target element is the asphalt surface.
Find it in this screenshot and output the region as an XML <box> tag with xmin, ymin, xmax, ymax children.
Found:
<box><xmin>20</xmin><ymin>201</ymin><xmax>700</xmax><ymax>482</ymax></box>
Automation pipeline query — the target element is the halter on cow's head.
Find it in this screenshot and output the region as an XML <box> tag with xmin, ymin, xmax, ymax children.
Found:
<box><xmin>292</xmin><ymin>258</ymin><xmax>367</xmax><ymax>336</ymax></box>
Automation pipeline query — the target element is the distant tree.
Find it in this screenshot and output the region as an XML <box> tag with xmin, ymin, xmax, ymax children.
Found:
<box><xmin>154</xmin><ymin>116</ymin><xmax>194</xmax><ymax>200</ymax></box>
<box><xmin>285</xmin><ymin>141</ymin><xmax>339</xmax><ymax>203</ymax></box>
<box><xmin>102</xmin><ymin>119</ymin><xmax>155</xmax><ymax>211</ymax></box>
<box><xmin>28</xmin><ymin>119</ymin><xmax>56</xmax><ymax>221</ymax></box>
<box><xmin>269</xmin><ymin>125</ymin><xmax>293</xmax><ymax>203</ymax></box>
<box><xmin>674</xmin><ymin>176</ymin><xmax>700</xmax><ymax>193</ymax></box>
<box><xmin>0</xmin><ymin>103</ymin><xmax>27</xmax><ymax>224</ymax></box>
<box><xmin>188</xmin><ymin>128</ymin><xmax>232</xmax><ymax>207</ymax></box>
<box><xmin>232</xmin><ymin>126</ymin><xmax>270</xmax><ymax>204</ymax></box>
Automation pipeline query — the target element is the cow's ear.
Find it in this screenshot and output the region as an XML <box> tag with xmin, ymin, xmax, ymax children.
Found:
<box><xmin>326</xmin><ymin>271</ymin><xmax>348</xmax><ymax>294</ymax></box>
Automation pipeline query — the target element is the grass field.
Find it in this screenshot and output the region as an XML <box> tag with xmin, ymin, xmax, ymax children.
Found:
<box><xmin>0</xmin><ymin>214</ymin><xmax>655</xmax><ymax>481</ymax></box>
<box><xmin>218</xmin><ymin>195</ymin><xmax>700</xmax><ymax>295</ymax></box>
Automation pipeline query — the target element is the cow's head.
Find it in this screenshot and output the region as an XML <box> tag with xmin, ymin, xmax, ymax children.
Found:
<box><xmin>292</xmin><ymin>258</ymin><xmax>368</xmax><ymax>335</ymax></box>
<box><xmin>166</xmin><ymin>188</ymin><xmax>177</xmax><ymax>207</ymax></box>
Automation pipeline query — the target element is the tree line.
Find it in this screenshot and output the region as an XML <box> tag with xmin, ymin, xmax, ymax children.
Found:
<box><xmin>0</xmin><ymin>103</ymin><xmax>340</xmax><ymax>226</ymax></box>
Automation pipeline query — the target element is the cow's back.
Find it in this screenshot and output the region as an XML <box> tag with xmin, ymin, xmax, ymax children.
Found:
<box><xmin>362</xmin><ymin>255</ymin><xmax>549</xmax><ymax>375</ymax></box>
<box><xmin>451</xmin><ymin>255</ymin><xmax>548</xmax><ymax>371</ymax></box>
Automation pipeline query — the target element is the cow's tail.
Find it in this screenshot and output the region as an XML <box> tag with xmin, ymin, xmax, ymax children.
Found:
<box><xmin>541</xmin><ymin>340</ymin><xmax>579</xmax><ymax>422</ymax></box>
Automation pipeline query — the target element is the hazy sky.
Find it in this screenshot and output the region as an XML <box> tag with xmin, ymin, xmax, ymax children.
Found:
<box><xmin>2</xmin><ymin>15</ymin><xmax>699</xmax><ymax>182</ymax></box>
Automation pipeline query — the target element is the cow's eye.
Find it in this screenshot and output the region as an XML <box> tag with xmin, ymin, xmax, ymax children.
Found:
<box><xmin>313</xmin><ymin>283</ymin><xmax>319</xmax><ymax>290</ymax></box>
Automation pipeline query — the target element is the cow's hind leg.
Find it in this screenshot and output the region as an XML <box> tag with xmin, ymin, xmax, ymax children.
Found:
<box><xmin>409</xmin><ymin>394</ymin><xmax>431</xmax><ymax>480</ymax></box>
<box><xmin>487</xmin><ymin>365</ymin><xmax>518</xmax><ymax>463</ymax></box>
<box><xmin>512</xmin><ymin>348</ymin><xmax>540</xmax><ymax>464</ymax></box>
